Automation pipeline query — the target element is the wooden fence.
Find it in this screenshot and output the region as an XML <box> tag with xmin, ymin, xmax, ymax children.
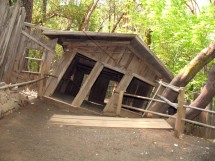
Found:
<box><xmin>116</xmin><ymin>81</ymin><xmax>215</xmax><ymax>138</ymax></box>
<box><xmin>0</xmin><ymin>1</ymin><xmax>57</xmax><ymax>95</ymax></box>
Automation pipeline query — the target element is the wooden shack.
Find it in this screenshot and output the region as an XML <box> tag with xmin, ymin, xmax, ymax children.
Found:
<box><xmin>43</xmin><ymin>31</ymin><xmax>173</xmax><ymax>116</ymax></box>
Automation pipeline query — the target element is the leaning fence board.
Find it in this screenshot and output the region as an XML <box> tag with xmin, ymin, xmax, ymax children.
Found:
<box><xmin>21</xmin><ymin>30</ymin><xmax>54</xmax><ymax>52</ymax></box>
<box><xmin>49</xmin><ymin>115</ymin><xmax>173</xmax><ymax>129</ymax></box>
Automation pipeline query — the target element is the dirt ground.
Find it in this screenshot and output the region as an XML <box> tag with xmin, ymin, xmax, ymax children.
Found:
<box><xmin>0</xmin><ymin>99</ymin><xmax>214</xmax><ymax>161</ymax></box>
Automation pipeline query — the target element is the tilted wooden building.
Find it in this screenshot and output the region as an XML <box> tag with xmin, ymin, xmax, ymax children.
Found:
<box><xmin>43</xmin><ymin>31</ymin><xmax>173</xmax><ymax>115</ymax></box>
<box><xmin>0</xmin><ymin>1</ymin><xmax>173</xmax><ymax>117</ymax></box>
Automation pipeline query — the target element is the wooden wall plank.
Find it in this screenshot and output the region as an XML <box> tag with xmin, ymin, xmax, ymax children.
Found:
<box><xmin>0</xmin><ymin>3</ymin><xmax>19</xmax><ymax>81</ymax></box>
<box><xmin>4</xmin><ymin>7</ymin><xmax>26</xmax><ymax>82</ymax></box>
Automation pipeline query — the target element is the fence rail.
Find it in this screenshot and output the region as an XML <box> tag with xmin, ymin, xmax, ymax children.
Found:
<box><xmin>0</xmin><ymin>77</ymin><xmax>47</xmax><ymax>90</ymax></box>
<box><xmin>117</xmin><ymin>80</ymin><xmax>215</xmax><ymax>138</ymax></box>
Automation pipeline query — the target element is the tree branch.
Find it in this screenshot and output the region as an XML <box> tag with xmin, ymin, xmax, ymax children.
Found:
<box><xmin>185</xmin><ymin>2</ymin><xmax>194</xmax><ymax>14</ymax></box>
<box><xmin>82</xmin><ymin>0</ymin><xmax>100</xmax><ymax>31</ymax></box>
<box><xmin>111</xmin><ymin>12</ymin><xmax>126</xmax><ymax>33</ymax></box>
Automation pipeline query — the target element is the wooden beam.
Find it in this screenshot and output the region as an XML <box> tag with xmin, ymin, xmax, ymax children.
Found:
<box><xmin>21</xmin><ymin>71</ymin><xmax>40</xmax><ymax>74</ymax></box>
<box><xmin>43</xmin><ymin>30</ymin><xmax>136</xmax><ymax>39</ymax></box>
<box><xmin>71</xmin><ymin>62</ymin><xmax>104</xmax><ymax>107</ymax></box>
<box><xmin>116</xmin><ymin>91</ymin><xmax>124</xmax><ymax>115</ymax></box>
<box><xmin>24</xmin><ymin>22</ymin><xmax>53</xmax><ymax>31</ymax></box>
<box><xmin>132</xmin><ymin>73</ymin><xmax>157</xmax><ymax>87</ymax></box>
<box><xmin>38</xmin><ymin>54</ymin><xmax>47</xmax><ymax>97</ymax></box>
<box><xmin>76</xmin><ymin>51</ymin><xmax>127</xmax><ymax>74</ymax></box>
<box><xmin>64</xmin><ymin>41</ymin><xmax>130</xmax><ymax>48</ymax></box>
<box><xmin>44</xmin><ymin>50</ymin><xmax>77</xmax><ymax>96</ymax></box>
<box><xmin>103</xmin><ymin>63</ymin><xmax>126</xmax><ymax>74</ymax></box>
<box><xmin>25</xmin><ymin>57</ymin><xmax>43</xmax><ymax>61</ymax></box>
<box><xmin>21</xmin><ymin>30</ymin><xmax>54</xmax><ymax>53</ymax></box>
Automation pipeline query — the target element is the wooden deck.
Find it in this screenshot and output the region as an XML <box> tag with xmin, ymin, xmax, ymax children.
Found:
<box><xmin>49</xmin><ymin>115</ymin><xmax>173</xmax><ymax>129</ymax></box>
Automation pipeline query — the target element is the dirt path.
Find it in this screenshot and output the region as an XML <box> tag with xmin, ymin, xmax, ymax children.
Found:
<box><xmin>0</xmin><ymin>99</ymin><xmax>214</xmax><ymax>161</ymax></box>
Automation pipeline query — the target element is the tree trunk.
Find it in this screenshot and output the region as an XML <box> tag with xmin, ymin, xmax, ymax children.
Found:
<box><xmin>111</xmin><ymin>12</ymin><xmax>126</xmax><ymax>33</ymax></box>
<box><xmin>148</xmin><ymin>40</ymin><xmax>215</xmax><ymax>116</ymax></box>
<box><xmin>186</xmin><ymin>63</ymin><xmax>215</xmax><ymax>119</ymax></box>
<box><xmin>42</xmin><ymin>0</ymin><xmax>47</xmax><ymax>24</ymax></box>
<box><xmin>20</xmin><ymin>0</ymin><xmax>33</xmax><ymax>22</ymax></box>
<box><xmin>167</xmin><ymin>63</ymin><xmax>215</xmax><ymax>126</ymax></box>
<box><xmin>82</xmin><ymin>0</ymin><xmax>100</xmax><ymax>31</ymax></box>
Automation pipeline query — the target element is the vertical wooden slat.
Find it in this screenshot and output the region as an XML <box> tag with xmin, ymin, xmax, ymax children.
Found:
<box><xmin>38</xmin><ymin>59</ymin><xmax>47</xmax><ymax>97</ymax></box>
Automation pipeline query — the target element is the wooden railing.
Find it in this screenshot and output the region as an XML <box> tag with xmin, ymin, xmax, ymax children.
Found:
<box><xmin>116</xmin><ymin>81</ymin><xmax>215</xmax><ymax>138</ymax></box>
<box><xmin>0</xmin><ymin>77</ymin><xmax>47</xmax><ymax>92</ymax></box>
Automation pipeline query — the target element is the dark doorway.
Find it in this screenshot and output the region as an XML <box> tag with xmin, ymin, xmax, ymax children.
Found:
<box><xmin>86</xmin><ymin>67</ymin><xmax>123</xmax><ymax>106</ymax></box>
<box><xmin>53</xmin><ymin>54</ymin><xmax>96</xmax><ymax>102</ymax></box>
<box><xmin>123</xmin><ymin>78</ymin><xmax>154</xmax><ymax>109</ymax></box>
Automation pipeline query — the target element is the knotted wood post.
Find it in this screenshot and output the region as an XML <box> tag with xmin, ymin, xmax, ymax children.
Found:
<box><xmin>175</xmin><ymin>87</ymin><xmax>185</xmax><ymax>138</ymax></box>
<box><xmin>116</xmin><ymin>91</ymin><xmax>124</xmax><ymax>115</ymax></box>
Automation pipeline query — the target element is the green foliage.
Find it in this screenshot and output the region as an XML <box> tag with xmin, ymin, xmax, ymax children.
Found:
<box><xmin>27</xmin><ymin>49</ymin><xmax>42</xmax><ymax>72</ymax></box>
<box><xmin>32</xmin><ymin>0</ymin><xmax>215</xmax><ymax>100</ymax></box>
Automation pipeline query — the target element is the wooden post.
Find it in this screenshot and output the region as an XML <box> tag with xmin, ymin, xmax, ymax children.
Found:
<box><xmin>116</xmin><ymin>91</ymin><xmax>124</xmax><ymax>115</ymax></box>
<box><xmin>38</xmin><ymin>61</ymin><xmax>47</xmax><ymax>98</ymax></box>
<box><xmin>175</xmin><ymin>87</ymin><xmax>185</xmax><ymax>138</ymax></box>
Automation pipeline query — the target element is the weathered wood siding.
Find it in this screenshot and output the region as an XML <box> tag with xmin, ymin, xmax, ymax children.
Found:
<box><xmin>0</xmin><ymin>1</ymin><xmax>26</xmax><ymax>82</ymax></box>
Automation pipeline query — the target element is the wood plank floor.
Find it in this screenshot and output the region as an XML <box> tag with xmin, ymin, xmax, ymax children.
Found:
<box><xmin>49</xmin><ymin>115</ymin><xmax>173</xmax><ymax>129</ymax></box>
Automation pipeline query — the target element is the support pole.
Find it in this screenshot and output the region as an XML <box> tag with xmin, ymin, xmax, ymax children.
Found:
<box><xmin>175</xmin><ymin>87</ymin><xmax>185</xmax><ymax>138</ymax></box>
<box><xmin>116</xmin><ymin>91</ymin><xmax>124</xmax><ymax>115</ymax></box>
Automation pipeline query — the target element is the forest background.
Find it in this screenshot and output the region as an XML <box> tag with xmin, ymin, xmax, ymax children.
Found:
<box><xmin>9</xmin><ymin>0</ymin><xmax>215</xmax><ymax>101</ymax></box>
